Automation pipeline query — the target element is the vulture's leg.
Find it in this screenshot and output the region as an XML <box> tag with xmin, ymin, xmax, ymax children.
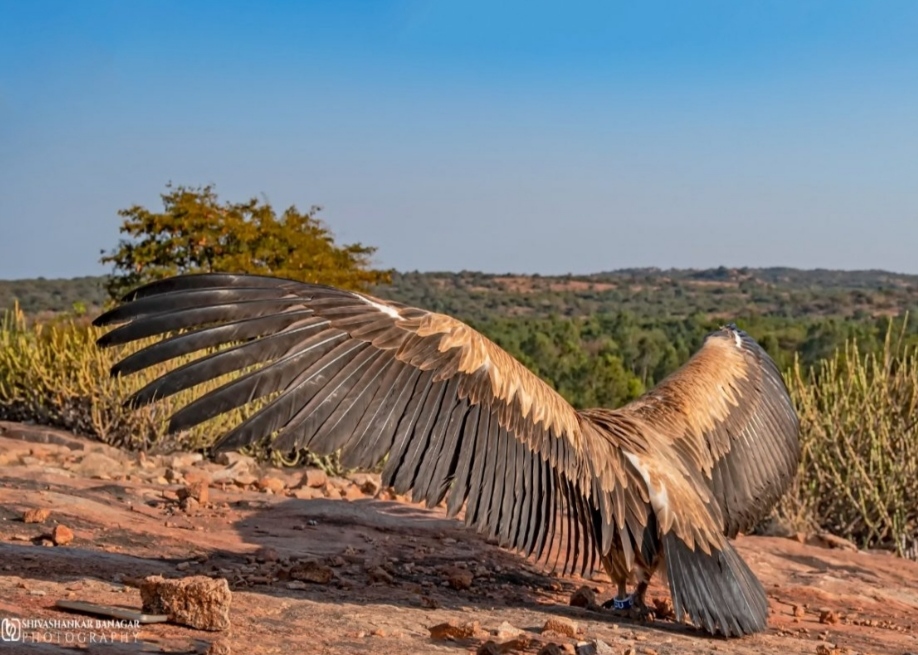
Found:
<box><xmin>626</xmin><ymin>558</ymin><xmax>660</xmax><ymax>621</ymax></box>
<box><xmin>599</xmin><ymin>550</ymin><xmax>636</xmax><ymax>616</ymax></box>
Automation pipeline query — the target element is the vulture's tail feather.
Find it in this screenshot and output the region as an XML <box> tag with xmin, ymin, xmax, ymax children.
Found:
<box><xmin>661</xmin><ymin>533</ymin><xmax>768</xmax><ymax>637</ymax></box>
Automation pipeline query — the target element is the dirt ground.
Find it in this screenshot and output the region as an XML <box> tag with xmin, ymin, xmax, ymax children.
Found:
<box><xmin>0</xmin><ymin>421</ymin><xmax>916</xmax><ymax>655</ymax></box>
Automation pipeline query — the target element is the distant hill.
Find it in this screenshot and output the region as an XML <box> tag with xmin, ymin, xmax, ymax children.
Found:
<box><xmin>2</xmin><ymin>267</ymin><xmax>917</xmax><ymax>322</ymax></box>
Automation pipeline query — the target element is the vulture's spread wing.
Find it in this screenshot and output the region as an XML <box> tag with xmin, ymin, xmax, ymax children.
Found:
<box><xmin>93</xmin><ymin>273</ymin><xmax>680</xmax><ymax>576</ymax></box>
<box><xmin>613</xmin><ymin>325</ymin><xmax>800</xmax><ymax>537</ymax></box>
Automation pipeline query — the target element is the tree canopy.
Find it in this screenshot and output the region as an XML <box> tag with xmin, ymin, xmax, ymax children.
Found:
<box><xmin>100</xmin><ymin>184</ymin><xmax>392</xmax><ymax>300</ymax></box>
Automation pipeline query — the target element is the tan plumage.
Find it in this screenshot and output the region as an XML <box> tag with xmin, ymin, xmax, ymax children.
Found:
<box><xmin>93</xmin><ymin>273</ymin><xmax>800</xmax><ymax>637</ymax></box>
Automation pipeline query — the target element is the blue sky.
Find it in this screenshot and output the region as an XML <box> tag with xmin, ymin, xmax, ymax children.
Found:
<box><xmin>1</xmin><ymin>1</ymin><xmax>917</xmax><ymax>279</ymax></box>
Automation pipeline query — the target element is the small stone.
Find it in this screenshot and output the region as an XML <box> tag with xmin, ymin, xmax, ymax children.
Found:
<box><xmin>257</xmin><ymin>476</ymin><xmax>286</xmax><ymax>493</ymax></box>
<box><xmin>29</xmin><ymin>589</ymin><xmax>47</xmax><ymax>597</ymax></box>
<box><xmin>541</xmin><ymin>617</ymin><xmax>578</xmax><ymax>639</ymax></box>
<box><xmin>428</xmin><ymin>619</ymin><xmax>481</xmax><ymax>641</ymax></box>
<box><xmin>290</xmin><ymin>560</ymin><xmax>333</xmax><ymax>584</ymax></box>
<box><xmin>164</xmin><ymin>467</ymin><xmax>184</xmax><ymax>483</ymax></box>
<box><xmin>178</xmin><ymin>481</ymin><xmax>210</xmax><ymax>504</ymax></box>
<box><xmin>477</xmin><ymin>641</ymin><xmax>503</xmax><ymax>655</ymax></box>
<box><xmin>52</xmin><ymin>525</ymin><xmax>74</xmax><ymax>546</ymax></box>
<box><xmin>819</xmin><ymin>609</ymin><xmax>840</xmax><ymax>625</ymax></box>
<box><xmin>286</xmin><ymin>581</ymin><xmax>307</xmax><ymax>590</ymax></box>
<box><xmin>206</xmin><ymin>640</ymin><xmax>232</xmax><ymax>655</ymax></box>
<box><xmin>350</xmin><ymin>472</ymin><xmax>381</xmax><ymax>495</ymax></box>
<box><xmin>494</xmin><ymin>621</ymin><xmax>522</xmax><ymax>640</ymax></box>
<box><xmin>170</xmin><ymin>452</ymin><xmax>204</xmax><ymax>469</ymax></box>
<box><xmin>538</xmin><ymin>645</ymin><xmax>565</xmax><ymax>655</ymax></box>
<box><xmin>215</xmin><ymin>452</ymin><xmax>255</xmax><ymax>468</ymax></box>
<box><xmin>184</xmin><ymin>470</ymin><xmax>212</xmax><ymax>486</ymax></box>
<box><xmin>232</xmin><ymin>473</ymin><xmax>257</xmax><ymax>487</ymax></box>
<box><xmin>73</xmin><ymin>452</ymin><xmax>122</xmax><ymax>478</ymax></box>
<box><xmin>255</xmin><ymin>547</ymin><xmax>279</xmax><ymax>563</ymax></box>
<box><xmin>22</xmin><ymin>508</ymin><xmax>51</xmax><ymax>524</ymax></box>
<box><xmin>569</xmin><ymin>585</ymin><xmax>596</xmax><ymax>609</ymax></box>
<box><xmin>793</xmin><ymin>605</ymin><xmax>806</xmax><ymax>617</ymax></box>
<box><xmin>300</xmin><ymin>468</ymin><xmax>328</xmax><ymax>489</ymax></box>
<box><xmin>441</xmin><ymin>565</ymin><xmax>473</xmax><ymax>590</ymax></box>
<box><xmin>293</xmin><ymin>487</ymin><xmax>324</xmax><ymax>500</ymax></box>
<box><xmin>574</xmin><ymin>639</ymin><xmax>620</xmax><ymax>655</ymax></box>
<box><xmin>367</xmin><ymin>566</ymin><xmax>395</xmax><ymax>585</ymax></box>
<box><xmin>498</xmin><ymin>636</ymin><xmax>534</xmax><ymax>652</ymax></box>
<box><xmin>342</xmin><ymin>485</ymin><xmax>364</xmax><ymax>500</ymax></box>
<box><xmin>140</xmin><ymin>575</ymin><xmax>232</xmax><ymax>631</ymax></box>
<box><xmin>177</xmin><ymin>562</ymin><xmax>191</xmax><ymax>571</ymax></box>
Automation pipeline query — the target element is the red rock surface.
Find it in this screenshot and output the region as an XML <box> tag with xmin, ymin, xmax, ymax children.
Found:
<box><xmin>0</xmin><ymin>421</ymin><xmax>916</xmax><ymax>654</ymax></box>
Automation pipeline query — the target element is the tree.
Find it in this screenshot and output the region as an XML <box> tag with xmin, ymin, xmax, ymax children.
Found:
<box><xmin>100</xmin><ymin>183</ymin><xmax>392</xmax><ymax>300</ymax></box>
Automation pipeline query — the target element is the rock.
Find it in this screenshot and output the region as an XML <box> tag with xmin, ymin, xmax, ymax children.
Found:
<box><xmin>52</xmin><ymin>524</ymin><xmax>74</xmax><ymax>545</ymax></box>
<box><xmin>569</xmin><ymin>585</ymin><xmax>597</xmax><ymax>609</ymax></box>
<box><xmin>293</xmin><ymin>487</ymin><xmax>324</xmax><ymax>500</ymax></box>
<box><xmin>170</xmin><ymin>452</ymin><xmax>203</xmax><ymax>469</ymax></box>
<box><xmin>494</xmin><ymin>621</ymin><xmax>522</xmax><ymax>640</ymax></box>
<box><xmin>541</xmin><ymin>617</ymin><xmax>578</xmax><ymax>639</ymax></box>
<box><xmin>215</xmin><ymin>452</ymin><xmax>255</xmax><ymax>468</ymax></box>
<box><xmin>496</xmin><ymin>636</ymin><xmax>534</xmax><ymax>652</ymax></box>
<box><xmin>477</xmin><ymin>641</ymin><xmax>503</xmax><ymax>655</ymax></box>
<box><xmin>538</xmin><ymin>645</ymin><xmax>565</xmax><ymax>655</ymax></box>
<box><xmin>793</xmin><ymin>604</ymin><xmax>806</xmax><ymax>617</ymax></box>
<box><xmin>350</xmin><ymin>472</ymin><xmax>380</xmax><ymax>495</ymax></box>
<box><xmin>183</xmin><ymin>470</ymin><xmax>213</xmax><ymax>486</ymax></box>
<box><xmin>232</xmin><ymin>473</ymin><xmax>258</xmax><ymax>487</ymax></box>
<box><xmin>367</xmin><ymin>566</ymin><xmax>395</xmax><ymax>585</ymax></box>
<box><xmin>428</xmin><ymin>619</ymin><xmax>481</xmax><ymax>641</ymax></box>
<box><xmin>255</xmin><ymin>547</ymin><xmax>280</xmax><ymax>563</ymax></box>
<box><xmin>73</xmin><ymin>452</ymin><xmax>122</xmax><ymax>478</ymax></box>
<box><xmin>290</xmin><ymin>560</ymin><xmax>333</xmax><ymax>584</ymax></box>
<box><xmin>257</xmin><ymin>476</ymin><xmax>286</xmax><ymax>493</ymax></box>
<box><xmin>206</xmin><ymin>640</ymin><xmax>232</xmax><ymax>655</ymax></box>
<box><xmin>164</xmin><ymin>467</ymin><xmax>184</xmax><ymax>483</ymax></box>
<box><xmin>342</xmin><ymin>485</ymin><xmax>365</xmax><ymax>500</ymax></box>
<box><xmin>286</xmin><ymin>581</ymin><xmax>308</xmax><ymax>590</ymax></box>
<box><xmin>575</xmin><ymin>641</ymin><xmax>615</xmax><ymax>655</ymax></box>
<box><xmin>300</xmin><ymin>468</ymin><xmax>328</xmax><ymax>489</ymax></box>
<box><xmin>819</xmin><ymin>609</ymin><xmax>840</xmax><ymax>625</ymax></box>
<box><xmin>22</xmin><ymin>508</ymin><xmax>50</xmax><ymax>524</ymax></box>
<box><xmin>180</xmin><ymin>480</ymin><xmax>210</xmax><ymax>504</ymax></box>
<box><xmin>441</xmin><ymin>565</ymin><xmax>473</xmax><ymax>590</ymax></box>
<box><xmin>140</xmin><ymin>575</ymin><xmax>232</xmax><ymax>631</ymax></box>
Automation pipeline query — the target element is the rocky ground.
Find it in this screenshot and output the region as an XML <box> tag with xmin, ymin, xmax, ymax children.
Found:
<box><xmin>0</xmin><ymin>420</ymin><xmax>916</xmax><ymax>655</ymax></box>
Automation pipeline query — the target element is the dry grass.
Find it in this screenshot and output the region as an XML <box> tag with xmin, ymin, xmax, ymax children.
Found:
<box><xmin>0</xmin><ymin>303</ymin><xmax>342</xmax><ymax>472</ymax></box>
<box><xmin>778</xmin><ymin>318</ymin><xmax>918</xmax><ymax>555</ymax></box>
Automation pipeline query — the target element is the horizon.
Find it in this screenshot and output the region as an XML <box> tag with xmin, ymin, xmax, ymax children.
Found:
<box><xmin>3</xmin><ymin>263</ymin><xmax>918</xmax><ymax>284</ymax></box>
<box><xmin>2</xmin><ymin>1</ymin><xmax>917</xmax><ymax>278</ymax></box>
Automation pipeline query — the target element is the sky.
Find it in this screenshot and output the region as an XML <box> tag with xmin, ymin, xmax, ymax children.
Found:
<box><xmin>1</xmin><ymin>0</ymin><xmax>917</xmax><ymax>279</ymax></box>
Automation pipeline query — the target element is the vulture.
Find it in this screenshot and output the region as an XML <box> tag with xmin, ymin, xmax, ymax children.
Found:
<box><xmin>93</xmin><ymin>273</ymin><xmax>800</xmax><ymax>638</ymax></box>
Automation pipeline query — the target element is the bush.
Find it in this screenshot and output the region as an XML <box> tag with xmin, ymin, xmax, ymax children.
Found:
<box><xmin>777</xmin><ymin>318</ymin><xmax>918</xmax><ymax>555</ymax></box>
<box><xmin>0</xmin><ymin>303</ymin><xmax>341</xmax><ymax>472</ymax></box>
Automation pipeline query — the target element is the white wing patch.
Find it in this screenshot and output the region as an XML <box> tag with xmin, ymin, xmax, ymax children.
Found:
<box><xmin>355</xmin><ymin>293</ymin><xmax>401</xmax><ymax>319</ymax></box>
<box><xmin>623</xmin><ymin>451</ymin><xmax>673</xmax><ymax>530</ymax></box>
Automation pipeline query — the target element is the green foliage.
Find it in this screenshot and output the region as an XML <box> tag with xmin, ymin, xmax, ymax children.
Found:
<box><xmin>99</xmin><ymin>183</ymin><xmax>392</xmax><ymax>300</ymax></box>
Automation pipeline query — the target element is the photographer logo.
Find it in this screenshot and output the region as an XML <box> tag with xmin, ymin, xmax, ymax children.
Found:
<box><xmin>1</xmin><ymin>618</ymin><xmax>22</xmax><ymax>642</ymax></box>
